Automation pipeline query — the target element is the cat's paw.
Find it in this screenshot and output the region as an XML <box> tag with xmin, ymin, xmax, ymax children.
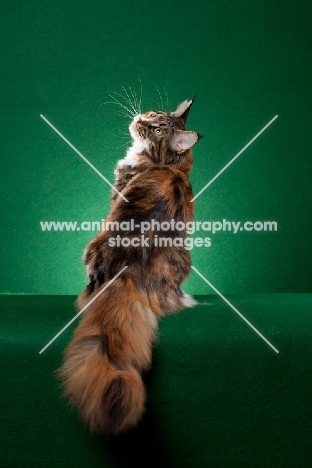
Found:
<box><xmin>181</xmin><ymin>292</ymin><xmax>198</xmax><ymax>308</ymax></box>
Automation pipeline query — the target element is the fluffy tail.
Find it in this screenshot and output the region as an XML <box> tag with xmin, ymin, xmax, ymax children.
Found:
<box><xmin>58</xmin><ymin>278</ymin><xmax>158</xmax><ymax>434</ymax></box>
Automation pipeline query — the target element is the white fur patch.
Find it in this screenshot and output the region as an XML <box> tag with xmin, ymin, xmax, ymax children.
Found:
<box><xmin>117</xmin><ymin>140</ymin><xmax>145</xmax><ymax>167</ymax></box>
<box><xmin>117</xmin><ymin>114</ymin><xmax>145</xmax><ymax>167</ymax></box>
<box><xmin>181</xmin><ymin>292</ymin><xmax>198</xmax><ymax>308</ymax></box>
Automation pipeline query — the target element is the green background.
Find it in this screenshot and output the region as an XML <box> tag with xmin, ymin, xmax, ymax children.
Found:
<box><xmin>1</xmin><ymin>0</ymin><xmax>311</xmax><ymax>295</ymax></box>
<box><xmin>1</xmin><ymin>1</ymin><xmax>312</xmax><ymax>467</ymax></box>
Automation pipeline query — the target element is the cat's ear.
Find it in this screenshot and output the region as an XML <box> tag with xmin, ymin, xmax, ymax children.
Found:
<box><xmin>170</xmin><ymin>97</ymin><xmax>196</xmax><ymax>121</ymax></box>
<box><xmin>170</xmin><ymin>130</ymin><xmax>199</xmax><ymax>153</ymax></box>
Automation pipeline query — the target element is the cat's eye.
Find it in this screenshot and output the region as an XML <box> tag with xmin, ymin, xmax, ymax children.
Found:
<box><xmin>153</xmin><ymin>128</ymin><xmax>162</xmax><ymax>135</ymax></box>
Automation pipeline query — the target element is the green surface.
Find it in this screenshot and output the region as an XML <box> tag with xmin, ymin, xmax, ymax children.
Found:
<box><xmin>1</xmin><ymin>0</ymin><xmax>312</xmax><ymax>295</ymax></box>
<box><xmin>1</xmin><ymin>294</ymin><xmax>312</xmax><ymax>467</ymax></box>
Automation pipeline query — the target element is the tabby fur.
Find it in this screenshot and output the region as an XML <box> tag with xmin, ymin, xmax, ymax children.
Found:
<box><xmin>59</xmin><ymin>98</ymin><xmax>199</xmax><ymax>434</ymax></box>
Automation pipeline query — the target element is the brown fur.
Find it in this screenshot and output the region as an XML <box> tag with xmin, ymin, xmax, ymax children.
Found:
<box><xmin>58</xmin><ymin>98</ymin><xmax>199</xmax><ymax>434</ymax></box>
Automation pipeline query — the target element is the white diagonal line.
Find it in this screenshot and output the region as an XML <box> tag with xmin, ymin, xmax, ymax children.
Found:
<box><xmin>191</xmin><ymin>115</ymin><xmax>278</xmax><ymax>202</ymax></box>
<box><xmin>39</xmin><ymin>266</ymin><xmax>128</xmax><ymax>354</ymax></box>
<box><xmin>191</xmin><ymin>266</ymin><xmax>279</xmax><ymax>354</ymax></box>
<box><xmin>40</xmin><ymin>114</ymin><xmax>129</xmax><ymax>202</ymax></box>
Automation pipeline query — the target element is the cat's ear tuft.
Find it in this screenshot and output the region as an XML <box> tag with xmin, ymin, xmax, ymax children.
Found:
<box><xmin>170</xmin><ymin>96</ymin><xmax>196</xmax><ymax>121</ymax></box>
<box><xmin>170</xmin><ymin>130</ymin><xmax>199</xmax><ymax>153</ymax></box>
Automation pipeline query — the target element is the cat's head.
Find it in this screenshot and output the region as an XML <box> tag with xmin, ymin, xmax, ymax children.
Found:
<box><xmin>129</xmin><ymin>99</ymin><xmax>199</xmax><ymax>165</ymax></box>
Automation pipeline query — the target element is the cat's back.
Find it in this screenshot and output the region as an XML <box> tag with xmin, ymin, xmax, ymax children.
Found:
<box><xmin>122</xmin><ymin>164</ymin><xmax>193</xmax><ymax>205</ymax></box>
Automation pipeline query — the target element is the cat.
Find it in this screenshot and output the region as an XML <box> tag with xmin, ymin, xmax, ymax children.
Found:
<box><xmin>58</xmin><ymin>98</ymin><xmax>200</xmax><ymax>435</ymax></box>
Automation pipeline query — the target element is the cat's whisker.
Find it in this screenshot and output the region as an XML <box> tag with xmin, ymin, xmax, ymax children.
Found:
<box><xmin>151</xmin><ymin>99</ymin><xmax>162</xmax><ymax>110</ymax></box>
<box><xmin>111</xmin><ymin>108</ymin><xmax>133</xmax><ymax>120</ymax></box>
<box><xmin>163</xmin><ymin>86</ymin><xmax>169</xmax><ymax>112</ymax></box>
<box><xmin>111</xmin><ymin>104</ymin><xmax>134</xmax><ymax>119</ymax></box>
<box><xmin>113</xmin><ymin>89</ymin><xmax>138</xmax><ymax>116</ymax></box>
<box><xmin>99</xmin><ymin>101</ymin><xmax>114</xmax><ymax>108</ymax></box>
<box><xmin>117</xmin><ymin>126</ymin><xmax>131</xmax><ymax>136</ymax></box>
<box><xmin>120</xmin><ymin>86</ymin><xmax>139</xmax><ymax>115</ymax></box>
<box><xmin>108</xmin><ymin>94</ymin><xmax>135</xmax><ymax>118</ymax></box>
<box><xmin>137</xmin><ymin>75</ymin><xmax>143</xmax><ymax>113</ymax></box>
<box><xmin>100</xmin><ymin>101</ymin><xmax>133</xmax><ymax>119</ymax></box>
<box><xmin>131</xmin><ymin>86</ymin><xmax>140</xmax><ymax>115</ymax></box>
<box><xmin>128</xmin><ymin>86</ymin><xmax>140</xmax><ymax>115</ymax></box>
<box><xmin>115</xmin><ymin>111</ymin><xmax>133</xmax><ymax>120</ymax></box>
<box><xmin>111</xmin><ymin>133</ymin><xmax>130</xmax><ymax>139</ymax></box>
<box><xmin>114</xmin><ymin>140</ymin><xmax>131</xmax><ymax>150</ymax></box>
<box><xmin>153</xmin><ymin>83</ymin><xmax>164</xmax><ymax>110</ymax></box>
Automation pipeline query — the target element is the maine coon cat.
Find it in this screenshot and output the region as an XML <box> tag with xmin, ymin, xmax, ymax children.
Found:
<box><xmin>59</xmin><ymin>97</ymin><xmax>199</xmax><ymax>434</ymax></box>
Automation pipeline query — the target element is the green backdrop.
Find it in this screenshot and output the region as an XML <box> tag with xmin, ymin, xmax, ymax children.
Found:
<box><xmin>1</xmin><ymin>2</ymin><xmax>312</xmax><ymax>467</ymax></box>
<box><xmin>1</xmin><ymin>0</ymin><xmax>311</xmax><ymax>295</ymax></box>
